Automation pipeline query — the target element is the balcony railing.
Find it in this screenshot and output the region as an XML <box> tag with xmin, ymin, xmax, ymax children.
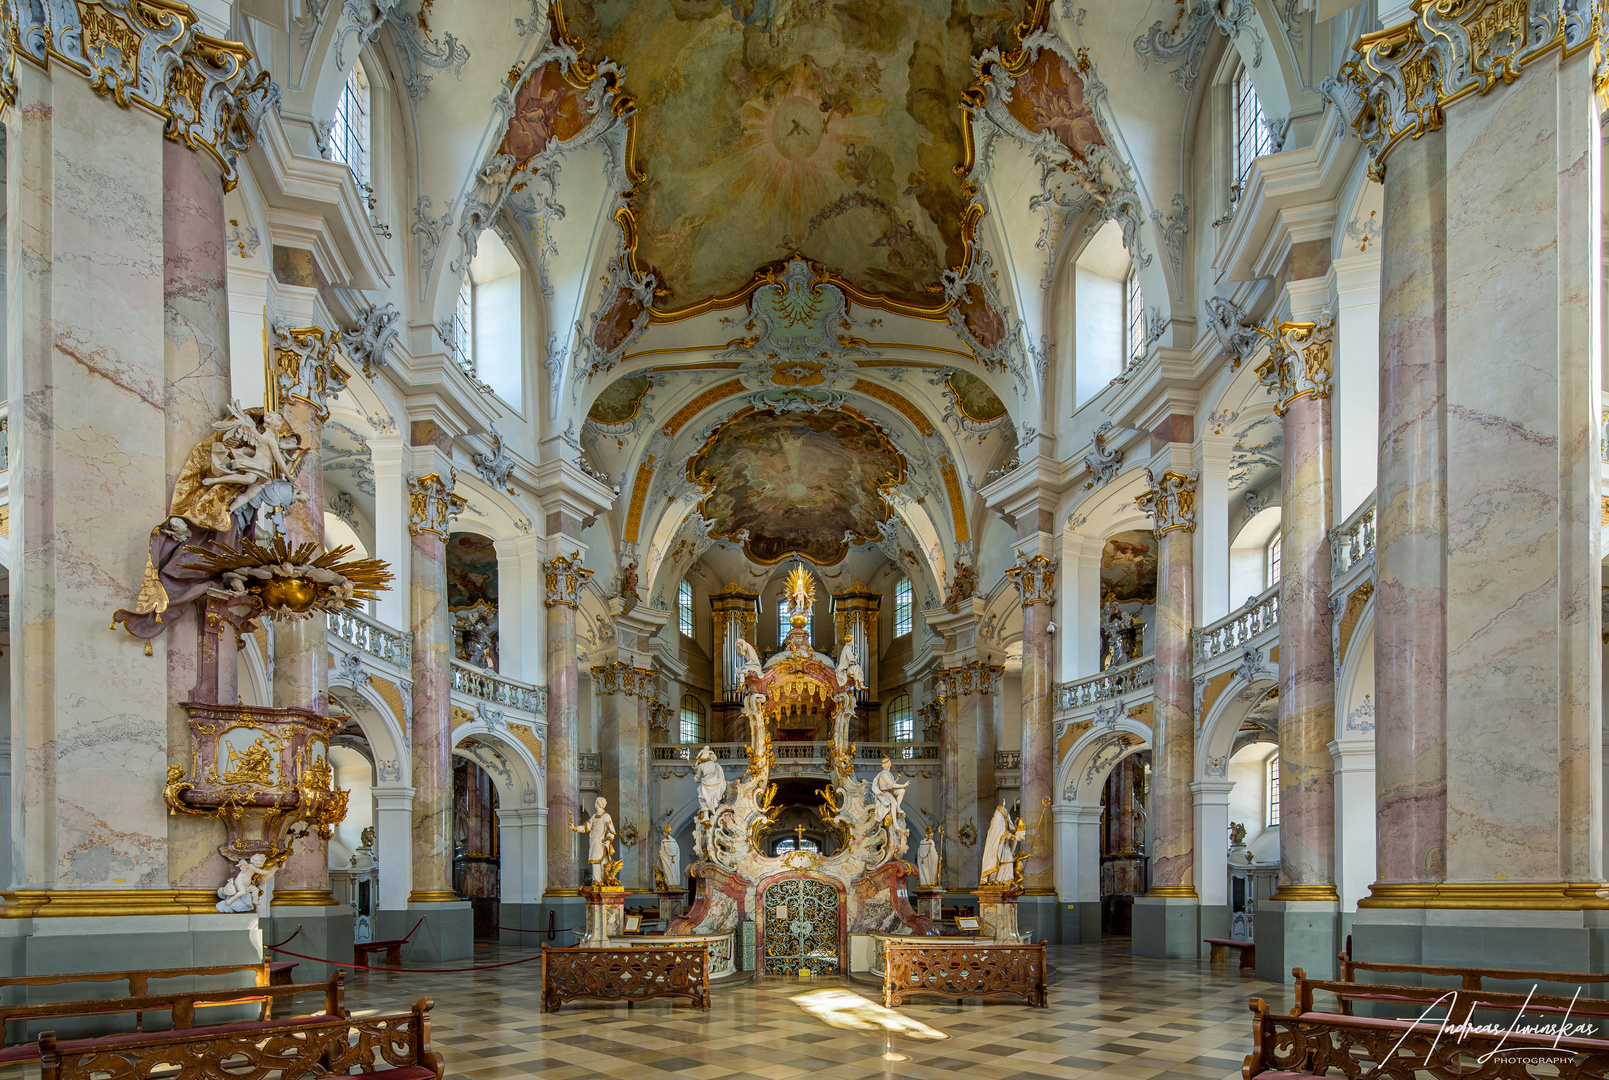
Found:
<box><xmin>1191</xmin><ymin>584</ymin><xmax>1280</xmax><ymax>665</ymax></box>
<box><xmin>1330</xmin><ymin>495</ymin><xmax>1377</xmax><ymax>579</ymax></box>
<box><xmin>650</xmin><ymin>742</ymin><xmax>939</xmax><ymax>764</ymax></box>
<box><xmin>996</xmin><ymin>751</ymin><xmax>1021</xmax><ymax>769</ymax></box>
<box><xmin>579</xmin><ymin>753</ymin><xmax>600</xmax><ymax>773</ymax></box>
<box><xmin>450</xmin><ymin>660</ymin><xmax>546</xmax><ymax>715</ymax></box>
<box><xmin>326</xmin><ymin>607</ymin><xmax>411</xmax><ymax>668</ymax></box>
<box><xmin>1055</xmin><ymin>655</ymin><xmax>1156</xmax><ymax>711</ymax></box>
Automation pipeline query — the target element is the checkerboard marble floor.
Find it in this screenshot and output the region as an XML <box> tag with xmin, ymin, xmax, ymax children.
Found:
<box><xmin>340</xmin><ymin>938</ymin><xmax>1295</xmax><ymax>1080</ymax></box>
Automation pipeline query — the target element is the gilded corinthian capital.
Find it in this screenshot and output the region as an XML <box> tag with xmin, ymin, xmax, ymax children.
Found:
<box><xmin>407</xmin><ymin>472</ymin><xmax>467</xmax><ymax>537</ymax></box>
<box><xmin>1005</xmin><ymin>551</ymin><xmax>1058</xmax><ymax>606</ymax></box>
<box><xmin>544</xmin><ymin>553</ymin><xmax>594</xmax><ymax>608</ymax></box>
<box><xmin>1331</xmin><ymin>0</ymin><xmax>1602</xmax><ymax>180</ymax></box>
<box><xmin>1137</xmin><ymin>469</ymin><xmax>1198</xmax><ymax>535</ymax></box>
<box><xmin>1255</xmin><ymin>316</ymin><xmax>1334</xmax><ymax>417</ymax></box>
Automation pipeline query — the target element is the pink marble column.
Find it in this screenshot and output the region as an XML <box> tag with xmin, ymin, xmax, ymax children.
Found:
<box><xmin>1373</xmin><ymin>131</ymin><xmax>1448</xmax><ymax>887</ymax></box>
<box><xmin>544</xmin><ymin>555</ymin><xmax>588</xmax><ymax>895</ymax></box>
<box><xmin>1275</xmin><ymin>388</ymin><xmax>1337</xmax><ymax>896</ymax></box>
<box><xmin>938</xmin><ymin>687</ymin><xmax>968</xmax><ymax>889</ymax></box>
<box><xmin>1011</xmin><ymin>556</ymin><xmax>1057</xmax><ymax>893</ymax></box>
<box><xmin>1149</xmin><ymin>525</ymin><xmax>1195</xmax><ymax>893</ymax></box>
<box><xmin>408</xmin><ymin>526</ymin><xmax>455</xmax><ymax>900</ymax></box>
<box><xmin>160</xmin><ymin>141</ymin><xmax>235</xmax><ymax>890</ymax></box>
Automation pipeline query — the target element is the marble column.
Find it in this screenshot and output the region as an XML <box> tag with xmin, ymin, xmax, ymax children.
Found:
<box><xmin>1007</xmin><ymin>548</ymin><xmax>1057</xmax><ymax>908</ymax></box>
<box><xmin>1133</xmin><ymin>469</ymin><xmax>1198</xmax><ymax>958</ymax></box>
<box><xmin>402</xmin><ymin>471</ymin><xmax>471</xmax><ymax>960</ymax></box>
<box><xmin>935</xmin><ymin>656</ymin><xmax>1001</xmax><ymax>888</ymax></box>
<box><xmin>592</xmin><ymin>663</ymin><xmax>650</xmax><ymax>888</ymax></box>
<box><xmin>543</xmin><ymin>552</ymin><xmax>591</xmax><ymax>904</ymax></box>
<box><xmin>160</xmin><ymin>140</ymin><xmax>235</xmax><ymax>891</ymax></box>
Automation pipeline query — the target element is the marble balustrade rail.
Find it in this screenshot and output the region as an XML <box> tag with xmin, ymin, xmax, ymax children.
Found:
<box><xmin>1055</xmin><ymin>655</ymin><xmax>1156</xmax><ymax>712</ymax></box>
<box><xmin>450</xmin><ymin>659</ymin><xmax>546</xmax><ymax>716</ymax></box>
<box><xmin>1191</xmin><ymin>585</ymin><xmax>1281</xmax><ymax>667</ymax></box>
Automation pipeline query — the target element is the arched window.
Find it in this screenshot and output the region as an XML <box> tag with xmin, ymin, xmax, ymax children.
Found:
<box><xmin>679</xmin><ymin>695</ymin><xmax>706</xmax><ymax>744</ymax></box>
<box><xmin>893</xmin><ymin>577</ymin><xmax>912</xmax><ymax>637</ymax></box>
<box><xmin>678</xmin><ymin>580</ymin><xmax>694</xmax><ymax>637</ymax></box>
<box><xmin>888</xmin><ymin>693</ymin><xmax>913</xmax><ymax>742</ymax></box>
<box><xmin>1233</xmin><ymin>66</ymin><xmax>1272</xmax><ymax>190</ymax></box>
<box><xmin>468</xmin><ymin>233</ymin><xmax>522</xmax><ymax>406</ymax></box>
<box><xmin>1267</xmin><ymin>754</ymin><xmax>1281</xmax><ymax>826</ymax></box>
<box><xmin>329</xmin><ymin>63</ymin><xmax>371</xmax><ymax>187</ymax></box>
<box><xmin>1124</xmin><ymin>264</ymin><xmax>1145</xmax><ymax>367</ymax></box>
<box><xmin>1265</xmin><ymin>532</ymin><xmax>1282</xmax><ymax>587</ymax></box>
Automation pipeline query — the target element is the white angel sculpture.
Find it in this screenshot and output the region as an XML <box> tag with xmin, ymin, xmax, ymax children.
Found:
<box><xmin>836</xmin><ymin>640</ymin><xmax>864</xmax><ymax>692</ymax></box>
<box><xmin>216</xmin><ymin>853</ymin><xmax>276</xmax><ymax>914</ymax></box>
<box><xmin>734</xmin><ymin>637</ymin><xmax>762</xmax><ymax>682</ymax></box>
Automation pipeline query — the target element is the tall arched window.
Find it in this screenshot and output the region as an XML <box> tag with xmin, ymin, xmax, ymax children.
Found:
<box><xmin>1124</xmin><ymin>264</ymin><xmax>1145</xmax><ymax>367</ymax></box>
<box><xmin>468</xmin><ymin>233</ymin><xmax>523</xmax><ymax>406</ymax></box>
<box><xmin>329</xmin><ymin>63</ymin><xmax>371</xmax><ymax>188</ymax></box>
<box><xmin>1233</xmin><ymin>67</ymin><xmax>1272</xmax><ymax>190</ymax></box>
<box><xmin>893</xmin><ymin>577</ymin><xmax>912</xmax><ymax>637</ymax></box>
<box><xmin>450</xmin><ymin>275</ymin><xmax>472</xmax><ymax>375</ymax></box>
<box><xmin>887</xmin><ymin>693</ymin><xmax>913</xmax><ymax>742</ymax></box>
<box><xmin>678</xmin><ymin>580</ymin><xmax>694</xmax><ymax>637</ymax></box>
<box><xmin>1265</xmin><ymin>532</ymin><xmax>1282</xmax><ymax>587</ymax></box>
<box><xmin>679</xmin><ymin>695</ymin><xmax>707</xmax><ymax>744</ymax></box>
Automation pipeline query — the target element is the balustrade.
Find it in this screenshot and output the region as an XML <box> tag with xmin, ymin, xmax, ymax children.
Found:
<box><xmin>1329</xmin><ymin>495</ymin><xmax>1377</xmax><ymax>579</ymax></box>
<box><xmin>449</xmin><ymin>659</ymin><xmax>546</xmax><ymax>715</ymax></box>
<box><xmin>996</xmin><ymin>751</ymin><xmax>1022</xmax><ymax>769</ymax></box>
<box><xmin>325</xmin><ymin>607</ymin><xmax>411</xmax><ymax>668</ymax></box>
<box><xmin>648</xmin><ymin>742</ymin><xmax>937</xmax><ymax>764</ymax></box>
<box><xmin>1055</xmin><ymin>655</ymin><xmax>1156</xmax><ymax>711</ymax></box>
<box><xmin>1191</xmin><ymin>585</ymin><xmax>1280</xmax><ymax>665</ymax></box>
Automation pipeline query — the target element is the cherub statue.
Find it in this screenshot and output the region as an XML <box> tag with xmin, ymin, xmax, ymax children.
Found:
<box><xmin>216</xmin><ymin>853</ymin><xmax>277</xmax><ymax>914</ymax></box>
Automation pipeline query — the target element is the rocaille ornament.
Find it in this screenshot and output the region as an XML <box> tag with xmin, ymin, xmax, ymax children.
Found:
<box><xmin>182</xmin><ymin>538</ymin><xmax>394</xmax><ymax>621</ymax></box>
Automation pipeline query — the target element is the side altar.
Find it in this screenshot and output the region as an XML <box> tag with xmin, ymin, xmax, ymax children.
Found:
<box><xmin>669</xmin><ymin>569</ymin><xmax>931</xmax><ymax>973</ymax></box>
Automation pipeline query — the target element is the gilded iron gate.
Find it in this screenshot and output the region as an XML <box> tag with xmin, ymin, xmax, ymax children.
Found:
<box><xmin>761</xmin><ymin>876</ymin><xmax>840</xmax><ymax>975</ymax></box>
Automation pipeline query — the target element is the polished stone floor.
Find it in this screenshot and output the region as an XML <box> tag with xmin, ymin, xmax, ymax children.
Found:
<box><xmin>339</xmin><ymin>938</ymin><xmax>1295</xmax><ymax>1080</ymax></box>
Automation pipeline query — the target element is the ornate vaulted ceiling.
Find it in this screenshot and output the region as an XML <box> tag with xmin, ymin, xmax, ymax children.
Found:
<box><xmin>565</xmin><ymin>0</ymin><xmax>1027</xmax><ymax>316</ymax></box>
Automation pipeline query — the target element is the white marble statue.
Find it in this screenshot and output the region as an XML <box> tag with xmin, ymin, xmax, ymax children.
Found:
<box><xmin>695</xmin><ymin>746</ymin><xmax>727</xmax><ymax>815</ymax></box>
<box><xmin>654</xmin><ymin>823</ymin><xmax>681</xmax><ymax>890</ymax></box>
<box><xmin>205</xmin><ymin>404</ymin><xmax>299</xmax><ymax>514</ymax></box>
<box><xmin>734</xmin><ymin>636</ymin><xmax>762</xmax><ymax>681</ymax></box>
<box><xmin>741</xmin><ymin>692</ymin><xmax>768</xmax><ymax>758</ymax></box>
<box><xmin>979</xmin><ymin>805</ymin><xmax>1026</xmax><ymax>885</ymax></box>
<box><xmin>216</xmin><ymin>853</ymin><xmax>276</xmax><ymax>915</ymax></box>
<box><xmin>571</xmin><ymin>796</ymin><xmax>617</xmax><ymax>879</ymax></box>
<box><xmin>836</xmin><ymin>640</ymin><xmax>864</xmax><ymax>691</ymax></box>
<box><xmin>917</xmin><ymin>826</ymin><xmax>941</xmax><ymax>887</ymax></box>
<box><xmin>871</xmin><ymin>756</ymin><xmax>909</xmax><ymax>849</ymax></box>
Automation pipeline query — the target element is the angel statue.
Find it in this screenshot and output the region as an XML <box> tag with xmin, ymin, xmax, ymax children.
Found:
<box><xmin>216</xmin><ymin>853</ymin><xmax>277</xmax><ymax>914</ymax></box>
<box><xmin>733</xmin><ymin>636</ymin><xmax>762</xmax><ymax>683</ymax></box>
<box><xmin>836</xmin><ymin>640</ymin><xmax>864</xmax><ymax>693</ymax></box>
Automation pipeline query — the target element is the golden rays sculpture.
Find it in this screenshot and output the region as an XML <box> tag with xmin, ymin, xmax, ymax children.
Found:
<box><xmin>183</xmin><ymin>537</ymin><xmax>394</xmax><ymax>620</ymax></box>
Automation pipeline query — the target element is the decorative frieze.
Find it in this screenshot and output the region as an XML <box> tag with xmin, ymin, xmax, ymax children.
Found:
<box><xmin>407</xmin><ymin>471</ymin><xmax>467</xmax><ymax>537</ymax></box>
<box><xmin>544</xmin><ymin>553</ymin><xmax>594</xmax><ymax>608</ymax></box>
<box><xmin>271</xmin><ymin>323</ymin><xmax>348</xmax><ymax>423</ymax></box>
<box><xmin>1137</xmin><ymin>469</ymin><xmax>1198</xmax><ymax>535</ymax></box>
<box><xmin>1331</xmin><ymin>0</ymin><xmax>1602</xmax><ymax>181</ymax></box>
<box><xmin>13</xmin><ymin>1</ymin><xmax>279</xmax><ymax>189</ymax></box>
<box><xmin>1255</xmin><ymin>317</ymin><xmax>1334</xmax><ymax>417</ymax></box>
<box><xmin>590</xmin><ymin>661</ymin><xmax>657</xmax><ymax>698</ymax></box>
<box><xmin>935</xmin><ymin>660</ymin><xmax>1005</xmax><ymax>701</ymax></box>
<box><xmin>1005</xmin><ymin>552</ymin><xmax>1058</xmax><ymax>606</ymax></box>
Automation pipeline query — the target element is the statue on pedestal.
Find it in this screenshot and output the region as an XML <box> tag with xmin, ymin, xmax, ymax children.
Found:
<box><xmin>917</xmin><ymin>826</ymin><xmax>941</xmax><ymax>887</ymax></box>
<box><xmin>978</xmin><ymin>805</ymin><xmax>1026</xmax><ymax>886</ymax></box>
<box><xmin>654</xmin><ymin>823</ymin><xmax>681</xmax><ymax>891</ymax></box>
<box><xmin>571</xmin><ymin>796</ymin><xmax>619</xmax><ymax>886</ymax></box>
<box><xmin>870</xmin><ymin>756</ymin><xmax>909</xmax><ymax>854</ymax></box>
<box><xmin>693</xmin><ymin>746</ymin><xmax>727</xmax><ymax>859</ymax></box>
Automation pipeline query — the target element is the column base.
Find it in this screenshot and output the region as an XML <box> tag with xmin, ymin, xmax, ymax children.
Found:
<box><xmin>1059</xmin><ymin>901</ymin><xmax>1102</xmax><ymax>943</ymax></box>
<box><xmin>495</xmin><ymin>903</ymin><xmax>550</xmax><ymax>948</ymax></box>
<box><xmin>267</xmin><ymin>902</ymin><xmax>353</xmax><ymax>983</ymax></box>
<box><xmin>1352</xmin><ymin>905</ymin><xmax>1609</xmax><ymax>977</ymax></box>
<box><xmin>403</xmin><ymin>900</ymin><xmax>473</xmax><ymax>962</ymax></box>
<box><xmin>1015</xmin><ymin>895</ymin><xmax>1062</xmax><ymax>944</ymax></box>
<box><xmin>1199</xmin><ymin>903</ymin><xmax>1231</xmax><ymax>948</ymax></box>
<box><xmin>1254</xmin><ymin>899</ymin><xmax>1340</xmax><ymax>982</ymax></box>
<box><xmin>539</xmin><ymin>893</ymin><xmax>588</xmax><ymax>948</ymax></box>
<box><xmin>1131</xmin><ymin>895</ymin><xmax>1200</xmax><ymax>958</ymax></box>
<box><xmin>0</xmin><ymin>912</ymin><xmax>263</xmax><ymax>1035</ymax></box>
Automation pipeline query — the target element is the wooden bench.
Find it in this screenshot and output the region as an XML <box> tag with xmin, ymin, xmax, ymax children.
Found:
<box><xmin>0</xmin><ymin>972</ymin><xmax>346</xmax><ymax>1060</ymax></box>
<box><xmin>36</xmin><ymin>996</ymin><xmax>442</xmax><ymax>1080</ymax></box>
<box><xmin>1338</xmin><ymin>949</ymin><xmax>1609</xmax><ymax>995</ymax></box>
<box><xmin>541</xmin><ymin>944</ymin><xmax>710</xmax><ymax>1012</ymax></box>
<box><xmin>1242</xmin><ymin>995</ymin><xmax>1609</xmax><ymax>1079</ymax></box>
<box><xmin>1205</xmin><ymin>937</ymin><xmax>1255</xmax><ymax>970</ymax></box>
<box><xmin>353</xmin><ymin>916</ymin><xmax>426</xmax><ymax>970</ymax></box>
<box><xmin>1294</xmin><ymin>966</ymin><xmax>1609</xmax><ymax>1026</ymax></box>
<box><xmin>882</xmin><ymin>940</ymin><xmax>1048</xmax><ymax>1008</ymax></box>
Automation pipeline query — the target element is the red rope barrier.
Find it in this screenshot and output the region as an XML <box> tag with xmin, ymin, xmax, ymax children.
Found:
<box><xmin>266</xmin><ymin>926</ymin><xmax>302</xmax><ymax>950</ymax></box>
<box><xmin>264</xmin><ymin>944</ymin><xmax>546</xmax><ymax>974</ymax></box>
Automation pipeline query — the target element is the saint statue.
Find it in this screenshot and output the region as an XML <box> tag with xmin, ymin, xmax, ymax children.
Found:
<box><xmin>570</xmin><ymin>796</ymin><xmax>617</xmax><ymax>883</ymax></box>
<box><xmin>917</xmin><ymin>825</ymin><xmax>941</xmax><ymax>888</ymax></box>
<box><xmin>654</xmin><ymin>824</ymin><xmax>681</xmax><ymax>891</ymax></box>
<box><xmin>733</xmin><ymin>636</ymin><xmax>762</xmax><ymax>682</ymax></box>
<box><xmin>978</xmin><ymin>805</ymin><xmax>1026</xmax><ymax>886</ymax></box>
<box><xmin>835</xmin><ymin>640</ymin><xmax>864</xmax><ymax>692</ymax></box>
<box><xmin>694</xmin><ymin>747</ymin><xmax>727</xmax><ymax>817</ymax></box>
<box><xmin>871</xmin><ymin>756</ymin><xmax>909</xmax><ymax>849</ymax></box>
<box><xmin>741</xmin><ymin>692</ymin><xmax>768</xmax><ymax>759</ymax></box>
<box><xmin>216</xmin><ymin>853</ymin><xmax>277</xmax><ymax>914</ymax></box>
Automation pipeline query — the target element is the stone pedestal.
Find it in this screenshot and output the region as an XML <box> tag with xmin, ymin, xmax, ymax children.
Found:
<box><xmin>911</xmin><ymin>886</ymin><xmax>943</xmax><ymax>923</ymax></box>
<box><xmin>975</xmin><ymin>884</ymin><xmax>1021</xmax><ymax>943</ymax></box>
<box><xmin>656</xmin><ymin>889</ymin><xmax>686</xmax><ymax>924</ymax></box>
<box><xmin>582</xmin><ymin>886</ymin><xmax>626</xmax><ymax>946</ymax></box>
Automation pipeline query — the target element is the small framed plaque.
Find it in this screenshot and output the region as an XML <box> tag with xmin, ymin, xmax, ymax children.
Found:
<box><xmin>955</xmin><ymin>916</ymin><xmax>981</xmax><ymax>932</ymax></box>
<box><xmin>623</xmin><ymin>914</ymin><xmax>642</xmax><ymax>933</ymax></box>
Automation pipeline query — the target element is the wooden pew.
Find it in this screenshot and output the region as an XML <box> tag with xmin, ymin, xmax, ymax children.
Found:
<box><xmin>1337</xmin><ymin>946</ymin><xmax>1609</xmax><ymax>995</ymax></box>
<box><xmin>0</xmin><ymin>972</ymin><xmax>346</xmax><ymax>1062</ymax></box>
<box><xmin>353</xmin><ymin>915</ymin><xmax>426</xmax><ymax>970</ymax></box>
<box><xmin>541</xmin><ymin>944</ymin><xmax>710</xmax><ymax>1012</ymax></box>
<box><xmin>1294</xmin><ymin>966</ymin><xmax>1609</xmax><ymax>1027</ymax></box>
<box><xmin>882</xmin><ymin>940</ymin><xmax>1048</xmax><ymax>1008</ymax></box>
<box><xmin>1242</xmin><ymin>996</ymin><xmax>1609</xmax><ymax>1079</ymax></box>
<box><xmin>1205</xmin><ymin>937</ymin><xmax>1256</xmax><ymax>970</ymax></box>
<box><xmin>36</xmin><ymin>996</ymin><xmax>442</xmax><ymax>1080</ymax></box>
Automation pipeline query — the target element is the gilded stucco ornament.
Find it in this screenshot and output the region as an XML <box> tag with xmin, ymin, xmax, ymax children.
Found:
<box><xmin>270</xmin><ymin>323</ymin><xmax>348</xmax><ymax>423</ymax></box>
<box><xmin>407</xmin><ymin>470</ymin><xmax>468</xmax><ymax>537</ymax></box>
<box><xmin>13</xmin><ymin>0</ymin><xmax>279</xmax><ymax>189</ymax></box>
<box><xmin>543</xmin><ymin>552</ymin><xmax>594</xmax><ymax>607</ymax></box>
<box><xmin>1137</xmin><ymin>468</ymin><xmax>1198</xmax><ymax>534</ymax></box>
<box><xmin>1005</xmin><ymin>551</ymin><xmax>1059</xmax><ymax>607</ymax></box>
<box><xmin>1255</xmin><ymin>316</ymin><xmax>1335</xmax><ymax>416</ymax></box>
<box><xmin>1335</xmin><ymin>0</ymin><xmax>1605</xmax><ymax>181</ymax></box>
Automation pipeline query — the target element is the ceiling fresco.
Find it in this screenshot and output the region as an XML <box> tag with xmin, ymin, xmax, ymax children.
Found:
<box><xmin>588</xmin><ymin>374</ymin><xmax>652</xmax><ymax>425</ymax></box>
<box><xmin>446</xmin><ymin>532</ymin><xmax>499</xmax><ymax>609</ymax></box>
<box><xmin>1101</xmin><ymin>529</ymin><xmax>1157</xmax><ymax>605</ymax></box>
<box><xmin>562</xmin><ymin>0</ymin><xmax>1027</xmax><ymax>315</ymax></box>
<box><xmin>688</xmin><ymin>407</ymin><xmax>906</xmax><ymax>567</ymax></box>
